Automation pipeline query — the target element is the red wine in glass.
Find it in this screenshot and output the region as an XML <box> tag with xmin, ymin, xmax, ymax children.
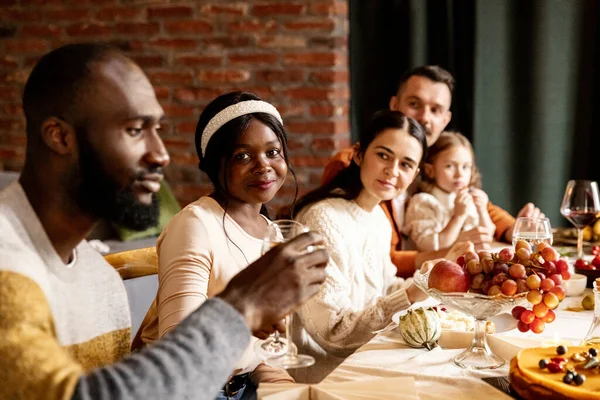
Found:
<box><xmin>562</xmin><ymin>210</ymin><xmax>600</xmax><ymax>229</ymax></box>
<box><xmin>560</xmin><ymin>180</ymin><xmax>600</xmax><ymax>259</ymax></box>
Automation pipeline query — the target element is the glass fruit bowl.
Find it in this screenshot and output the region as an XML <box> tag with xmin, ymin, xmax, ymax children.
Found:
<box><xmin>413</xmin><ymin>269</ymin><xmax>528</xmax><ymax>370</ymax></box>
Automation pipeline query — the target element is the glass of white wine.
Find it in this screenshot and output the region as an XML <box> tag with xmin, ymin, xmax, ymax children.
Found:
<box><xmin>253</xmin><ymin>220</ymin><xmax>315</xmax><ymax>369</ymax></box>
<box><xmin>511</xmin><ymin>217</ymin><xmax>553</xmax><ymax>251</ymax></box>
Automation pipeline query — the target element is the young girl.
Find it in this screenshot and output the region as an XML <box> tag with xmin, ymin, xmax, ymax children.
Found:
<box><xmin>289</xmin><ymin>111</ymin><xmax>470</xmax><ymax>383</ymax></box>
<box><xmin>403</xmin><ymin>131</ymin><xmax>495</xmax><ymax>251</ymax></box>
<box><xmin>136</xmin><ymin>92</ymin><xmax>295</xmax><ymax>399</ymax></box>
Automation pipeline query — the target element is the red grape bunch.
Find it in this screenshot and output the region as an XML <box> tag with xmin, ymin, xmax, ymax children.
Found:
<box><xmin>457</xmin><ymin>241</ymin><xmax>571</xmax><ymax>334</ymax></box>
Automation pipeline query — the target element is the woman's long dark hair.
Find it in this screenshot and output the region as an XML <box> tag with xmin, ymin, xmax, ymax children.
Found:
<box><xmin>294</xmin><ymin>110</ymin><xmax>427</xmax><ymax>214</ymax></box>
<box><xmin>195</xmin><ymin>91</ymin><xmax>297</xmax><ymax>218</ymax></box>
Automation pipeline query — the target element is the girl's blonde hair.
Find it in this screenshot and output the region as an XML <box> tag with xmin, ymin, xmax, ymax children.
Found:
<box><xmin>420</xmin><ymin>131</ymin><xmax>482</xmax><ymax>191</ymax></box>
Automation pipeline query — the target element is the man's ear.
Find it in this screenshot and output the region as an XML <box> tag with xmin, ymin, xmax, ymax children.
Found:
<box><xmin>442</xmin><ymin>110</ymin><xmax>452</xmax><ymax>130</ymax></box>
<box><xmin>389</xmin><ymin>95</ymin><xmax>398</xmax><ymax>111</ymax></box>
<box><xmin>40</xmin><ymin>117</ymin><xmax>77</xmax><ymax>156</ymax></box>
<box><xmin>423</xmin><ymin>163</ymin><xmax>434</xmax><ymax>179</ymax></box>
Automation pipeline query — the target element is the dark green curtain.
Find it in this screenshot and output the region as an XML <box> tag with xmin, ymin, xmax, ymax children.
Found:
<box><xmin>349</xmin><ymin>0</ymin><xmax>600</xmax><ymax>226</ymax></box>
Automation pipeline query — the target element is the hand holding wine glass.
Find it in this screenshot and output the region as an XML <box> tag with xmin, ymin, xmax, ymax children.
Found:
<box><xmin>218</xmin><ymin>228</ymin><xmax>328</xmax><ymax>340</ymax></box>
<box><xmin>560</xmin><ymin>180</ymin><xmax>600</xmax><ymax>259</ymax></box>
<box><xmin>254</xmin><ymin>220</ymin><xmax>325</xmax><ymax>369</ymax></box>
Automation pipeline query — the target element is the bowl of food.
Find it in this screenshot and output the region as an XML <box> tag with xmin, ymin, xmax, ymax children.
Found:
<box><xmin>413</xmin><ymin>242</ymin><xmax>571</xmax><ymax>370</ymax></box>
<box><xmin>563</xmin><ymin>273</ymin><xmax>588</xmax><ymax>296</ymax></box>
<box><xmin>413</xmin><ymin>268</ymin><xmax>526</xmax><ymax>370</ymax></box>
<box><xmin>575</xmin><ymin>258</ymin><xmax>600</xmax><ymax>288</ymax></box>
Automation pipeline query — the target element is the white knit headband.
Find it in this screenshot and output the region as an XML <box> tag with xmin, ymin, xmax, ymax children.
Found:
<box><xmin>200</xmin><ymin>100</ymin><xmax>283</xmax><ymax>157</ymax></box>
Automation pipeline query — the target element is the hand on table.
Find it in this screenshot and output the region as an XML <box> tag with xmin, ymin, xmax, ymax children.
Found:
<box><xmin>475</xmin><ymin>242</ymin><xmax>492</xmax><ymax>251</ymax></box>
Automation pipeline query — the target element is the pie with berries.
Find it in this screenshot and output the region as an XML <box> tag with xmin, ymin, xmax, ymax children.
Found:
<box><xmin>510</xmin><ymin>346</ymin><xmax>600</xmax><ymax>399</ymax></box>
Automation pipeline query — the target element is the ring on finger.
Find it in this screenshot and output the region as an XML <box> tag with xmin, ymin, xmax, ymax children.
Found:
<box><xmin>303</xmin><ymin>244</ymin><xmax>327</xmax><ymax>255</ymax></box>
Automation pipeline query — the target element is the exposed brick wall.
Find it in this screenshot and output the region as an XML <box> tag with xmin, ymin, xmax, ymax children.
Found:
<box><xmin>0</xmin><ymin>0</ymin><xmax>350</xmax><ymax>211</ymax></box>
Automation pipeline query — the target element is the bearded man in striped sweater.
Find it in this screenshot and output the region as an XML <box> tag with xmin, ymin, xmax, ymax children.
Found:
<box><xmin>0</xmin><ymin>43</ymin><xmax>328</xmax><ymax>400</ymax></box>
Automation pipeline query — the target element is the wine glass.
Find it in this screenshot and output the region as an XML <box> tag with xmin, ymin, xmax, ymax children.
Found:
<box><xmin>560</xmin><ymin>180</ymin><xmax>600</xmax><ymax>259</ymax></box>
<box><xmin>253</xmin><ymin>220</ymin><xmax>315</xmax><ymax>369</ymax></box>
<box><xmin>511</xmin><ymin>217</ymin><xmax>553</xmax><ymax>251</ymax></box>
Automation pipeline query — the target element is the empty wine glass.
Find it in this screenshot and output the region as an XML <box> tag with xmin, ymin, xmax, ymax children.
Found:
<box><xmin>560</xmin><ymin>180</ymin><xmax>600</xmax><ymax>259</ymax></box>
<box><xmin>511</xmin><ymin>217</ymin><xmax>553</xmax><ymax>251</ymax></box>
<box><xmin>253</xmin><ymin>220</ymin><xmax>315</xmax><ymax>369</ymax></box>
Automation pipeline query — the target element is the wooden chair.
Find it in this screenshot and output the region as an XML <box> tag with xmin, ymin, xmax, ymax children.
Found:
<box><xmin>104</xmin><ymin>247</ymin><xmax>159</xmax><ymax>341</ymax></box>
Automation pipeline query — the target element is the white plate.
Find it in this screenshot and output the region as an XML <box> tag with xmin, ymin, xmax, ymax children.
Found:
<box><xmin>392</xmin><ymin>307</ymin><xmax>517</xmax><ymax>334</ymax></box>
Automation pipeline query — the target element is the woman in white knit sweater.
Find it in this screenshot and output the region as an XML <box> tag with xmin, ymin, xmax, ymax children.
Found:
<box><xmin>291</xmin><ymin>110</ymin><xmax>470</xmax><ymax>383</ymax></box>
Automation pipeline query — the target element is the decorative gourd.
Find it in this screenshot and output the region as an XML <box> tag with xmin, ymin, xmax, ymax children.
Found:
<box><xmin>399</xmin><ymin>307</ymin><xmax>441</xmax><ymax>350</ymax></box>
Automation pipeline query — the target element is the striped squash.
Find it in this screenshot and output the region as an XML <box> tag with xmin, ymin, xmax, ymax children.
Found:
<box><xmin>399</xmin><ymin>307</ymin><xmax>441</xmax><ymax>350</ymax></box>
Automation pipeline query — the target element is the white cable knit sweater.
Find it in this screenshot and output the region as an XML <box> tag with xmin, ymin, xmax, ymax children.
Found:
<box><xmin>291</xmin><ymin>198</ymin><xmax>411</xmax><ymax>383</ymax></box>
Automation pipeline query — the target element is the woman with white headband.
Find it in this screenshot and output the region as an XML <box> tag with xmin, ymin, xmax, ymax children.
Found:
<box><xmin>136</xmin><ymin>92</ymin><xmax>296</xmax><ymax>399</ymax></box>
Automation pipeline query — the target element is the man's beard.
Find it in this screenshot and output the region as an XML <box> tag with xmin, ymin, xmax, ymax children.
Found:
<box><xmin>70</xmin><ymin>130</ymin><xmax>161</xmax><ymax>231</ymax></box>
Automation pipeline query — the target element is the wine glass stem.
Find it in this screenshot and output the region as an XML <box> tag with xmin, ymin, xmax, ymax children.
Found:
<box><xmin>284</xmin><ymin>314</ymin><xmax>295</xmax><ymax>356</ymax></box>
<box><xmin>472</xmin><ymin>318</ymin><xmax>489</xmax><ymax>351</ymax></box>
<box><xmin>577</xmin><ymin>228</ymin><xmax>584</xmax><ymax>259</ymax></box>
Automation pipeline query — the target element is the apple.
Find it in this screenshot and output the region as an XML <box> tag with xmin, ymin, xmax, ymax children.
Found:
<box><xmin>428</xmin><ymin>260</ymin><xmax>471</xmax><ymax>293</ymax></box>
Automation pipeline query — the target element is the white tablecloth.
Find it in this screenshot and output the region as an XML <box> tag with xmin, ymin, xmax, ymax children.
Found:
<box><xmin>321</xmin><ymin>291</ymin><xmax>594</xmax><ymax>399</ymax></box>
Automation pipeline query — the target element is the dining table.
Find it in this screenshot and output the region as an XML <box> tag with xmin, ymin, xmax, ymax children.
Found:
<box><xmin>320</xmin><ymin>248</ymin><xmax>595</xmax><ymax>400</ymax></box>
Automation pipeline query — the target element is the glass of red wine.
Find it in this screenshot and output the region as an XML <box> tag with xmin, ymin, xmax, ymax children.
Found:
<box><xmin>560</xmin><ymin>180</ymin><xmax>600</xmax><ymax>259</ymax></box>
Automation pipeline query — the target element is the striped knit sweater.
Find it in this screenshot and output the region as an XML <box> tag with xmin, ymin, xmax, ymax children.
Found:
<box><xmin>0</xmin><ymin>181</ymin><xmax>250</xmax><ymax>400</ymax></box>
